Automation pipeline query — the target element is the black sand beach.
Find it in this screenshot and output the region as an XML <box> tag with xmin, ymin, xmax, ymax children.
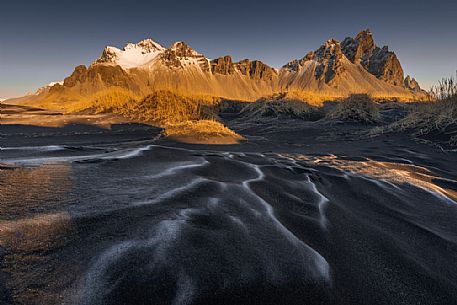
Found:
<box><xmin>1</xmin><ymin>104</ymin><xmax>457</xmax><ymax>305</ymax></box>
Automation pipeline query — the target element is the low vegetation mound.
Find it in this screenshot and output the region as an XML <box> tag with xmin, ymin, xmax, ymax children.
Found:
<box><xmin>382</xmin><ymin>96</ymin><xmax>457</xmax><ymax>146</ymax></box>
<box><xmin>239</xmin><ymin>96</ymin><xmax>322</xmax><ymax>121</ymax></box>
<box><xmin>164</xmin><ymin>120</ymin><xmax>244</xmax><ymax>144</ymax></box>
<box><xmin>72</xmin><ymin>89</ymin><xmax>215</xmax><ymax>124</ymax></box>
<box><xmin>121</xmin><ymin>91</ymin><xmax>217</xmax><ymax>125</ymax></box>
<box><xmin>370</xmin><ymin>75</ymin><xmax>457</xmax><ymax>147</ymax></box>
<box><xmin>70</xmin><ymin>89</ymin><xmax>242</xmax><ymax>144</ymax></box>
<box><xmin>326</xmin><ymin>94</ymin><xmax>380</xmax><ymax>123</ymax></box>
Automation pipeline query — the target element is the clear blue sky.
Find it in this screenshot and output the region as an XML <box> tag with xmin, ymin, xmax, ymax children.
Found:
<box><xmin>1</xmin><ymin>0</ymin><xmax>456</xmax><ymax>99</ymax></box>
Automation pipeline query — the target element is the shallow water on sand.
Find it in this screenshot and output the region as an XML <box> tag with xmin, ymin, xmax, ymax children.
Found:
<box><xmin>1</xmin><ymin>142</ymin><xmax>457</xmax><ymax>305</ymax></box>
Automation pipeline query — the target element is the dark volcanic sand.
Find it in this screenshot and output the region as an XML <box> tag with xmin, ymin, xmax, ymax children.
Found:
<box><xmin>1</xmin><ymin>107</ymin><xmax>457</xmax><ymax>305</ymax></box>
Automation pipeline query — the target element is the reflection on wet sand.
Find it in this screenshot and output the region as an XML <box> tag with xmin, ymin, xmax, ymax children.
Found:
<box><xmin>0</xmin><ymin>164</ymin><xmax>72</xmax><ymax>218</ymax></box>
<box><xmin>0</xmin><ymin>164</ymin><xmax>74</xmax><ymax>305</ymax></box>
<box><xmin>0</xmin><ymin>103</ymin><xmax>131</xmax><ymax>128</ymax></box>
<box><xmin>0</xmin><ymin>212</ymin><xmax>71</xmax><ymax>252</ymax></box>
<box><xmin>282</xmin><ymin>154</ymin><xmax>457</xmax><ymax>203</ymax></box>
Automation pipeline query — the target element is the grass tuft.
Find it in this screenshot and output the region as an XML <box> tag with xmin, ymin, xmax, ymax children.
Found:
<box><xmin>370</xmin><ymin>75</ymin><xmax>457</xmax><ymax>146</ymax></box>
<box><xmin>239</xmin><ymin>95</ymin><xmax>322</xmax><ymax>120</ymax></box>
<box><xmin>326</xmin><ymin>94</ymin><xmax>380</xmax><ymax>123</ymax></box>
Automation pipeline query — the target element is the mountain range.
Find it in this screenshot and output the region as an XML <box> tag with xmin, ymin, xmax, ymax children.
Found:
<box><xmin>8</xmin><ymin>30</ymin><xmax>426</xmax><ymax>109</ymax></box>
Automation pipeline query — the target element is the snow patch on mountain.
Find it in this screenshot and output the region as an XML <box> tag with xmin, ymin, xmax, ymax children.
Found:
<box><xmin>47</xmin><ymin>81</ymin><xmax>63</xmax><ymax>87</ymax></box>
<box><xmin>95</xmin><ymin>39</ymin><xmax>166</xmax><ymax>69</ymax></box>
<box><xmin>35</xmin><ymin>81</ymin><xmax>64</xmax><ymax>95</ymax></box>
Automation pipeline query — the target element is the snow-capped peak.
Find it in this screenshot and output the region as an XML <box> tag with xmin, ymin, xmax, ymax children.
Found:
<box><xmin>94</xmin><ymin>38</ymin><xmax>165</xmax><ymax>69</ymax></box>
<box><xmin>125</xmin><ymin>39</ymin><xmax>164</xmax><ymax>52</ymax></box>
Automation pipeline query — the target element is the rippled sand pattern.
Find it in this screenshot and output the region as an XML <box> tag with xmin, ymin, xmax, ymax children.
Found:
<box><xmin>1</xmin><ymin>144</ymin><xmax>457</xmax><ymax>305</ymax></box>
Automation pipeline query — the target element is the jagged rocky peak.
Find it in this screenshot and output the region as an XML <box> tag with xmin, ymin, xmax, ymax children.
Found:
<box><xmin>368</xmin><ymin>47</ymin><xmax>404</xmax><ymax>86</ymax></box>
<box><xmin>124</xmin><ymin>39</ymin><xmax>164</xmax><ymax>53</ymax></box>
<box><xmin>283</xmin><ymin>59</ymin><xmax>300</xmax><ymax>72</ymax></box>
<box><xmin>341</xmin><ymin>29</ymin><xmax>375</xmax><ymax>63</ymax></box>
<box><xmin>283</xmin><ymin>50</ymin><xmax>315</xmax><ymax>72</ymax></box>
<box><xmin>95</xmin><ymin>47</ymin><xmax>120</xmax><ymax>64</ymax></box>
<box><xmin>211</xmin><ymin>56</ymin><xmax>235</xmax><ymax>75</ymax></box>
<box><xmin>160</xmin><ymin>41</ymin><xmax>210</xmax><ymax>72</ymax></box>
<box><xmin>313</xmin><ymin>39</ymin><xmax>345</xmax><ymax>84</ymax></box>
<box><xmin>64</xmin><ymin>65</ymin><xmax>88</xmax><ymax>86</ymax></box>
<box><xmin>283</xmin><ymin>39</ymin><xmax>344</xmax><ymax>74</ymax></box>
<box><xmin>168</xmin><ymin>41</ymin><xmax>200</xmax><ymax>57</ymax></box>
<box><xmin>404</xmin><ymin>75</ymin><xmax>421</xmax><ymax>91</ymax></box>
<box><xmin>315</xmin><ymin>39</ymin><xmax>343</xmax><ymax>60</ymax></box>
<box><xmin>235</xmin><ymin>59</ymin><xmax>277</xmax><ymax>81</ymax></box>
<box><xmin>284</xmin><ymin>38</ymin><xmax>345</xmax><ymax>84</ymax></box>
<box><xmin>341</xmin><ymin>29</ymin><xmax>404</xmax><ymax>86</ymax></box>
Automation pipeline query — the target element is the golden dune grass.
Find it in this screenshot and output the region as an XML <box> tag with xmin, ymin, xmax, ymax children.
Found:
<box><xmin>368</xmin><ymin>74</ymin><xmax>457</xmax><ymax>146</ymax></box>
<box><xmin>61</xmin><ymin>89</ymin><xmax>243</xmax><ymax>144</ymax></box>
<box><xmin>372</xmin><ymin>96</ymin><xmax>457</xmax><ymax>145</ymax></box>
<box><xmin>164</xmin><ymin>120</ymin><xmax>244</xmax><ymax>144</ymax></box>
<box><xmin>239</xmin><ymin>97</ymin><xmax>320</xmax><ymax>119</ymax></box>
<box><xmin>326</xmin><ymin>94</ymin><xmax>381</xmax><ymax>123</ymax></box>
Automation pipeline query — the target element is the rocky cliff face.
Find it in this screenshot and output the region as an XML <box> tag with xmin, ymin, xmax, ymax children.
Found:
<box><xmin>404</xmin><ymin>75</ymin><xmax>421</xmax><ymax>92</ymax></box>
<box><xmin>95</xmin><ymin>47</ymin><xmax>119</xmax><ymax>65</ymax></box>
<box><xmin>283</xmin><ymin>39</ymin><xmax>346</xmax><ymax>85</ymax></box>
<box><xmin>211</xmin><ymin>56</ymin><xmax>235</xmax><ymax>75</ymax></box>
<box><xmin>366</xmin><ymin>47</ymin><xmax>404</xmax><ymax>86</ymax></box>
<box><xmin>341</xmin><ymin>30</ymin><xmax>376</xmax><ymax>63</ymax></box>
<box><xmin>63</xmin><ymin>65</ymin><xmax>88</xmax><ymax>87</ymax></box>
<box><xmin>209</xmin><ymin>56</ymin><xmax>277</xmax><ymax>81</ymax></box>
<box><xmin>63</xmin><ymin>64</ymin><xmax>136</xmax><ymax>89</ymax></box>
<box><xmin>312</xmin><ymin>39</ymin><xmax>344</xmax><ymax>84</ymax></box>
<box><xmin>341</xmin><ymin>29</ymin><xmax>405</xmax><ymax>87</ymax></box>
<box><xmin>235</xmin><ymin>59</ymin><xmax>277</xmax><ymax>81</ymax></box>
<box><xmin>160</xmin><ymin>42</ymin><xmax>210</xmax><ymax>72</ymax></box>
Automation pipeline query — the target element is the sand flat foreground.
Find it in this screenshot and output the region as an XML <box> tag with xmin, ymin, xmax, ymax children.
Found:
<box><xmin>1</xmin><ymin>103</ymin><xmax>457</xmax><ymax>305</ymax></box>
